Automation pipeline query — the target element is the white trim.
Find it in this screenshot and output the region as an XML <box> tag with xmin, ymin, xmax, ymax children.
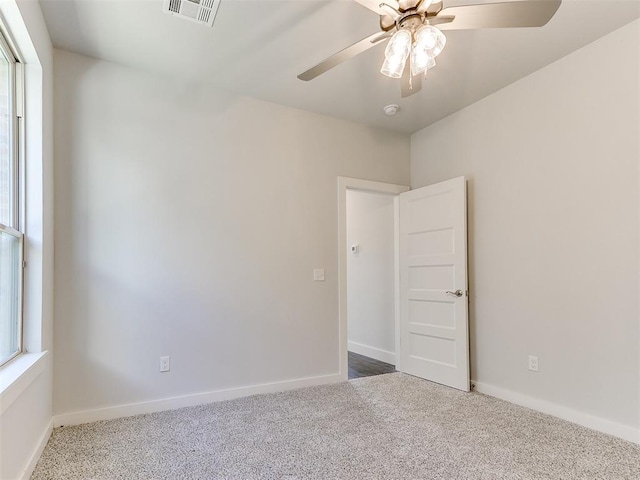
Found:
<box><xmin>473</xmin><ymin>380</ymin><xmax>640</xmax><ymax>445</ymax></box>
<box><xmin>637</xmin><ymin>99</ymin><xmax>640</xmax><ymax>446</ymax></box>
<box><xmin>54</xmin><ymin>373</ymin><xmax>343</xmax><ymax>427</ymax></box>
<box><xmin>0</xmin><ymin>351</ymin><xmax>47</xmax><ymax>416</ymax></box>
<box><xmin>19</xmin><ymin>417</ymin><xmax>52</xmax><ymax>480</ymax></box>
<box><xmin>393</xmin><ymin>196</ymin><xmax>401</xmax><ymax>371</ymax></box>
<box><xmin>337</xmin><ymin>177</ymin><xmax>410</xmax><ymax>381</ymax></box>
<box><xmin>348</xmin><ymin>341</ymin><xmax>395</xmax><ymax>365</ymax></box>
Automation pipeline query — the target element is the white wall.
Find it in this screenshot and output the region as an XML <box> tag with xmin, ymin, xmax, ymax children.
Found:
<box><xmin>0</xmin><ymin>0</ymin><xmax>54</xmax><ymax>478</ymax></box>
<box><xmin>53</xmin><ymin>49</ymin><xmax>410</xmax><ymax>418</ymax></box>
<box><xmin>0</xmin><ymin>368</ymin><xmax>51</xmax><ymax>479</ymax></box>
<box><xmin>346</xmin><ymin>190</ymin><xmax>396</xmax><ymax>364</ymax></box>
<box><xmin>411</xmin><ymin>20</ymin><xmax>640</xmax><ymax>439</ymax></box>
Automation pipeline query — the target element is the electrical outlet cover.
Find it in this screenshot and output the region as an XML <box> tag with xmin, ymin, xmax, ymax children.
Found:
<box><xmin>160</xmin><ymin>356</ymin><xmax>170</xmax><ymax>372</ymax></box>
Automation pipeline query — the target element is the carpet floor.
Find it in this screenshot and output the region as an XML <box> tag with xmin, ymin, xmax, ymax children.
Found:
<box><xmin>32</xmin><ymin>373</ymin><xmax>640</xmax><ymax>479</ymax></box>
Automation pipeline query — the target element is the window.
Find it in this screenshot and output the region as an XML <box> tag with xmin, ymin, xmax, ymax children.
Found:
<box><xmin>0</xmin><ymin>29</ymin><xmax>22</xmax><ymax>367</ymax></box>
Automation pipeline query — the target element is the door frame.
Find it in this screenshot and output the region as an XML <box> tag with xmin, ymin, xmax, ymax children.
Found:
<box><xmin>337</xmin><ymin>177</ymin><xmax>410</xmax><ymax>380</ymax></box>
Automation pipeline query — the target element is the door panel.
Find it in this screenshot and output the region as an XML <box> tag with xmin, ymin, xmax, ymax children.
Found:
<box><xmin>409</xmin><ymin>300</ymin><xmax>456</xmax><ymax>329</ymax></box>
<box><xmin>399</xmin><ymin>176</ymin><xmax>469</xmax><ymax>391</ymax></box>
<box><xmin>408</xmin><ymin>228</ymin><xmax>454</xmax><ymax>256</ymax></box>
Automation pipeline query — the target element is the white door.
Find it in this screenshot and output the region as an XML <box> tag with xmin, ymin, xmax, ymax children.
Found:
<box><xmin>399</xmin><ymin>176</ymin><xmax>469</xmax><ymax>391</ymax></box>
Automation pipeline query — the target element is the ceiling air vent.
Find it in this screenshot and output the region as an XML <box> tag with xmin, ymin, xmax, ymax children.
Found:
<box><xmin>162</xmin><ymin>0</ymin><xmax>221</xmax><ymax>27</ymax></box>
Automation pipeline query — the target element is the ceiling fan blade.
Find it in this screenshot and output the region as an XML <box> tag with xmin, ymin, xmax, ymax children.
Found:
<box><xmin>418</xmin><ymin>0</ymin><xmax>443</xmax><ymax>14</ymax></box>
<box><xmin>429</xmin><ymin>15</ymin><xmax>455</xmax><ymax>27</ymax></box>
<box><xmin>353</xmin><ymin>0</ymin><xmax>400</xmax><ymax>16</ymax></box>
<box><xmin>298</xmin><ymin>32</ymin><xmax>391</xmax><ymax>81</ymax></box>
<box><xmin>401</xmin><ymin>63</ymin><xmax>422</xmax><ymax>98</ymax></box>
<box><xmin>437</xmin><ymin>0</ymin><xmax>561</xmax><ymax>31</ymax></box>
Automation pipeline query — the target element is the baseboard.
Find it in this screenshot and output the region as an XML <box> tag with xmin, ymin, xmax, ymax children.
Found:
<box><xmin>348</xmin><ymin>341</ymin><xmax>395</xmax><ymax>365</ymax></box>
<box><xmin>472</xmin><ymin>381</ymin><xmax>640</xmax><ymax>445</ymax></box>
<box><xmin>54</xmin><ymin>373</ymin><xmax>343</xmax><ymax>427</ymax></box>
<box><xmin>20</xmin><ymin>417</ymin><xmax>53</xmax><ymax>480</ymax></box>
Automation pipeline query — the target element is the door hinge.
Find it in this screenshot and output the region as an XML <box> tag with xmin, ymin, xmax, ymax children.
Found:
<box><xmin>22</xmin><ymin>260</ymin><xmax>26</xmax><ymax>269</ymax></box>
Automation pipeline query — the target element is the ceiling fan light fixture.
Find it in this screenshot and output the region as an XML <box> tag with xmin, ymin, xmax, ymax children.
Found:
<box><xmin>298</xmin><ymin>0</ymin><xmax>563</xmax><ymax>98</ymax></box>
<box><xmin>381</xmin><ymin>29</ymin><xmax>412</xmax><ymax>78</ymax></box>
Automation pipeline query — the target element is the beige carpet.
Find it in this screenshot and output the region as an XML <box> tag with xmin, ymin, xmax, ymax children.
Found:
<box><xmin>32</xmin><ymin>373</ymin><xmax>640</xmax><ymax>479</ymax></box>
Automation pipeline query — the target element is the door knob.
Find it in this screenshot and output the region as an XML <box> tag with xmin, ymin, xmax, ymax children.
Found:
<box><xmin>446</xmin><ymin>289</ymin><xmax>464</xmax><ymax>297</ymax></box>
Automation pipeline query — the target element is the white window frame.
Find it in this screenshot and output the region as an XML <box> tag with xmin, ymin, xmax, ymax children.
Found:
<box><xmin>0</xmin><ymin>26</ymin><xmax>24</xmax><ymax>368</ymax></box>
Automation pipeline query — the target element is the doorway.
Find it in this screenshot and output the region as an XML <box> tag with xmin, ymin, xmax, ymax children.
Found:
<box><xmin>338</xmin><ymin>177</ymin><xmax>410</xmax><ymax>380</ymax></box>
<box><xmin>346</xmin><ymin>189</ymin><xmax>397</xmax><ymax>379</ymax></box>
<box><xmin>338</xmin><ymin>176</ymin><xmax>470</xmax><ymax>391</ymax></box>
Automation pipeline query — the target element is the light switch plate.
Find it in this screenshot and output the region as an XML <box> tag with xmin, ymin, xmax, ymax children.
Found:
<box><xmin>528</xmin><ymin>355</ymin><xmax>539</xmax><ymax>372</ymax></box>
<box><xmin>313</xmin><ymin>269</ymin><xmax>325</xmax><ymax>281</ymax></box>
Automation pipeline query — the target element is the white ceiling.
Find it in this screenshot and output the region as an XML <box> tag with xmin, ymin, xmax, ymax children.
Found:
<box><xmin>40</xmin><ymin>0</ymin><xmax>640</xmax><ymax>133</ymax></box>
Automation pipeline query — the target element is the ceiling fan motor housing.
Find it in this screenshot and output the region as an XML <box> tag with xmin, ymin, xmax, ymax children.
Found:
<box><xmin>380</xmin><ymin>0</ymin><xmax>441</xmax><ymax>32</ymax></box>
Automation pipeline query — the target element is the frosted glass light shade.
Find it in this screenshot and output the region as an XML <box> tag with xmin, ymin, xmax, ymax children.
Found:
<box><xmin>415</xmin><ymin>25</ymin><xmax>446</xmax><ymax>58</ymax></box>
<box><xmin>385</xmin><ymin>29</ymin><xmax>412</xmax><ymax>60</ymax></box>
<box><xmin>381</xmin><ymin>29</ymin><xmax>412</xmax><ymax>78</ymax></box>
<box><xmin>381</xmin><ymin>57</ymin><xmax>407</xmax><ymax>78</ymax></box>
<box><xmin>410</xmin><ymin>49</ymin><xmax>436</xmax><ymax>77</ymax></box>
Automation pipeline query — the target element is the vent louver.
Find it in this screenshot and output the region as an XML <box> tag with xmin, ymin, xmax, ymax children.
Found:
<box><xmin>162</xmin><ymin>0</ymin><xmax>221</xmax><ymax>27</ymax></box>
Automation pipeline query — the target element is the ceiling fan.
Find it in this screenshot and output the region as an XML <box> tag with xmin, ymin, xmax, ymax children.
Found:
<box><xmin>298</xmin><ymin>0</ymin><xmax>562</xmax><ymax>98</ymax></box>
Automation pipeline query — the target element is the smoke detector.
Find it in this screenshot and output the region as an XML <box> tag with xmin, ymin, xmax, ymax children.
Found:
<box><xmin>383</xmin><ymin>104</ymin><xmax>400</xmax><ymax>116</ymax></box>
<box><xmin>162</xmin><ymin>0</ymin><xmax>221</xmax><ymax>27</ymax></box>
